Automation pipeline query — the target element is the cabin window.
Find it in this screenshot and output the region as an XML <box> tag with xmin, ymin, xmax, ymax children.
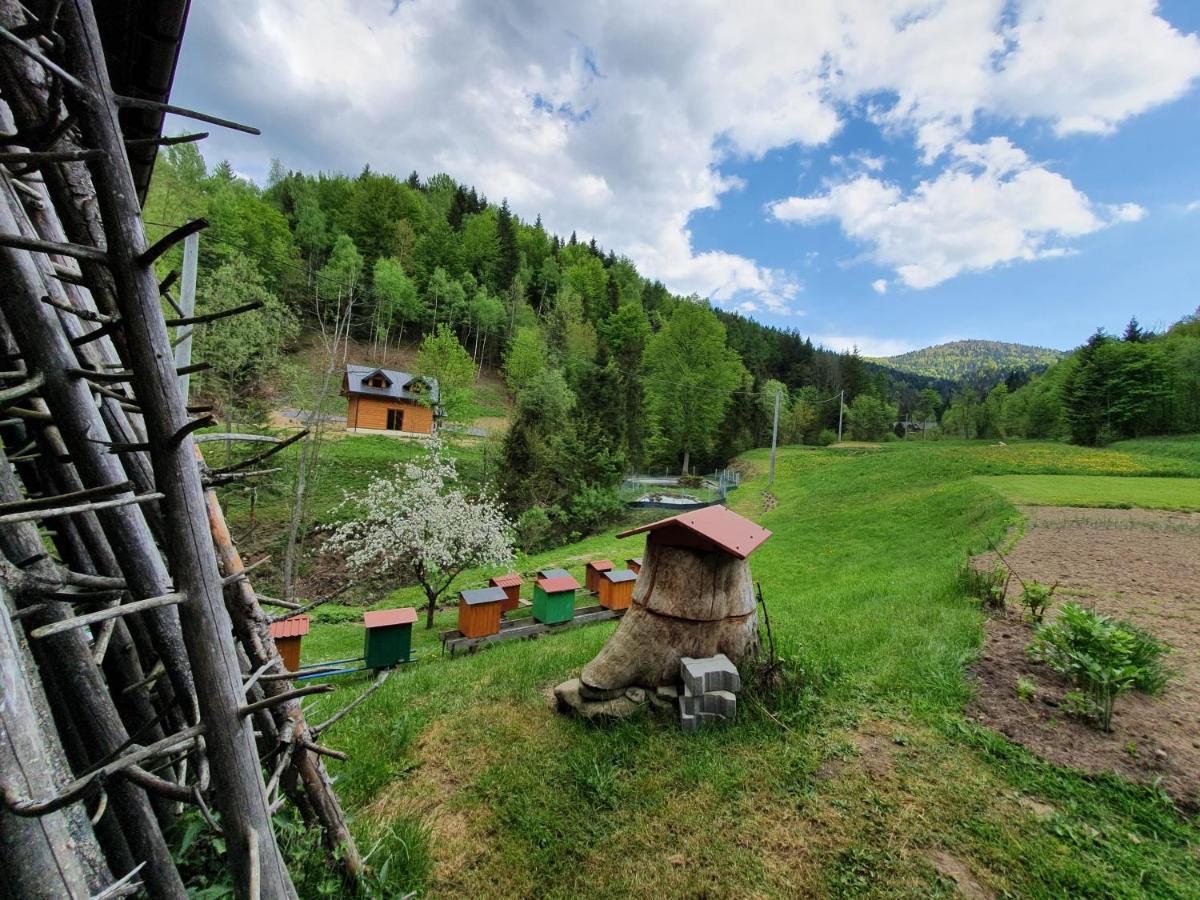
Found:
<box><xmin>368</xmin><ymin>377</ymin><xmax>385</xmax><ymax>388</ymax></box>
<box><xmin>386</xmin><ymin>409</ymin><xmax>404</xmax><ymax>431</ymax></box>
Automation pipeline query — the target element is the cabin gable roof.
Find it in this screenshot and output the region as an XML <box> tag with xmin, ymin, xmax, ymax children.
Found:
<box><xmin>344</xmin><ymin>365</ymin><xmax>440</xmax><ymax>403</ymax></box>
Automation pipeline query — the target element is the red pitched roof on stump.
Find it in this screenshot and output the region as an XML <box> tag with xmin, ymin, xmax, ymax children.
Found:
<box><xmin>364</xmin><ymin>608</ymin><xmax>417</xmax><ymax>629</ymax></box>
<box><xmin>268</xmin><ymin>615</ymin><xmax>310</xmax><ymax>639</ymax></box>
<box><xmin>616</xmin><ymin>505</ymin><xmax>771</xmax><ymax>559</ymax></box>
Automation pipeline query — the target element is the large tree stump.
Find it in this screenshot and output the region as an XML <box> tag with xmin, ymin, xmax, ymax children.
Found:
<box><xmin>555</xmin><ymin>506</ymin><xmax>770</xmax><ymax>719</ymax></box>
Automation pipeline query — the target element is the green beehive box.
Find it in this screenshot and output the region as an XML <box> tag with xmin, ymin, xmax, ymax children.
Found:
<box><xmin>532</xmin><ymin>574</ymin><xmax>579</xmax><ymax>624</ymax></box>
<box><xmin>363</xmin><ymin>608</ymin><xmax>417</xmax><ymax>668</ymax></box>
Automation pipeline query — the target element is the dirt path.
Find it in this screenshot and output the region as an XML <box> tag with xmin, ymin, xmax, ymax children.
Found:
<box><xmin>971</xmin><ymin>506</ymin><xmax>1200</xmax><ymax>810</ymax></box>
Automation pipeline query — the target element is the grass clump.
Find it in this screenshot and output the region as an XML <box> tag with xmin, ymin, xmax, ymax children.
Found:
<box><xmin>1018</xmin><ymin>579</ymin><xmax>1056</xmax><ymax>624</ymax></box>
<box><xmin>960</xmin><ymin>561</ymin><xmax>1009</xmax><ymax>611</ymax></box>
<box><xmin>1027</xmin><ymin>603</ymin><xmax>1172</xmax><ymax>730</ymax></box>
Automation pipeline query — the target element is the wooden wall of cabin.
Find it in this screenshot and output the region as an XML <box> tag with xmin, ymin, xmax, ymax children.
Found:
<box><xmin>346</xmin><ymin>395</ymin><xmax>434</xmax><ymax>433</ymax></box>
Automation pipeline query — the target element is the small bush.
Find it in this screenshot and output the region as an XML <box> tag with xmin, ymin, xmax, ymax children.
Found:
<box><xmin>1015</xmin><ymin>676</ymin><xmax>1036</xmax><ymax>702</ymax></box>
<box><xmin>1028</xmin><ymin>602</ymin><xmax>1172</xmax><ymax>731</ymax></box>
<box><xmin>817</xmin><ymin>428</ymin><xmax>839</xmax><ymax>446</ymax></box>
<box><xmin>961</xmin><ymin>561</ymin><xmax>1009</xmax><ymax>610</ymax></box>
<box><xmin>515</xmin><ymin>505</ymin><xmax>555</xmax><ymax>553</ymax></box>
<box><xmin>1019</xmin><ymin>580</ymin><xmax>1056</xmax><ymax>624</ymax></box>
<box><xmin>678</xmin><ymin>474</ymin><xmax>704</xmax><ymax>488</ymax></box>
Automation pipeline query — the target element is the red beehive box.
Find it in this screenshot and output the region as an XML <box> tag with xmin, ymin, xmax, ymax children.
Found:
<box><xmin>488</xmin><ymin>573</ymin><xmax>523</xmax><ymax>613</ymax></box>
<box><xmin>268</xmin><ymin>615</ymin><xmax>310</xmax><ymax>672</ymax></box>
<box><xmin>626</xmin><ymin>557</ymin><xmax>642</xmax><ymax>574</ymax></box>
<box><xmin>585</xmin><ymin>559</ymin><xmax>613</xmax><ymax>593</ymax></box>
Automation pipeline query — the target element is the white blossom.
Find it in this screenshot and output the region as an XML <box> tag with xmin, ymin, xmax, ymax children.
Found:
<box><xmin>326</xmin><ymin>438</ymin><xmax>514</xmax><ymax>625</ymax></box>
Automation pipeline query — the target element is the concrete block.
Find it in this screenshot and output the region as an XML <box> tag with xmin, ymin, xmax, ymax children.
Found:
<box><xmin>679</xmin><ymin>654</ymin><xmax>741</xmax><ymax>696</ymax></box>
<box><xmin>680</xmin><ymin>689</ymin><xmax>737</xmax><ymax>720</ymax></box>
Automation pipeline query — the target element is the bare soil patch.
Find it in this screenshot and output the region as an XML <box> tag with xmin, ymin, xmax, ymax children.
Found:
<box><xmin>971</xmin><ymin>506</ymin><xmax>1200</xmax><ymax>809</ymax></box>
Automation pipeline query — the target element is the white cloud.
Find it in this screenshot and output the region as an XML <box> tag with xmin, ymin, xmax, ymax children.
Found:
<box><xmin>770</xmin><ymin>138</ymin><xmax>1147</xmax><ymax>289</ymax></box>
<box><xmin>871</xmin><ymin>279</ymin><xmax>888</xmax><ymax>294</ymax></box>
<box><xmin>174</xmin><ymin>0</ymin><xmax>1200</xmax><ymax>311</ymax></box>
<box><xmin>1186</xmin><ymin>201</ymin><xmax>1200</xmax><ymax>213</ymax></box>
<box><xmin>813</xmin><ymin>335</ymin><xmax>916</xmax><ymax>358</ymax></box>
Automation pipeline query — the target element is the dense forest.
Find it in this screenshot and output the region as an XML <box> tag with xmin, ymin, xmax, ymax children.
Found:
<box><xmin>144</xmin><ymin>146</ymin><xmax>1196</xmax><ymax>552</ymax></box>
<box><xmin>143</xmin><ymin>145</ymin><xmax>948</xmax><ymax>544</ymax></box>
<box><xmin>874</xmin><ymin>339</ymin><xmax>1065</xmax><ymax>382</ymax></box>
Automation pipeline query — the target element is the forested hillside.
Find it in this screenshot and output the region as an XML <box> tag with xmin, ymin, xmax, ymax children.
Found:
<box><xmin>874</xmin><ymin>339</ymin><xmax>1065</xmax><ymax>381</ymax></box>
<box><xmin>143</xmin><ymin>145</ymin><xmax>948</xmax><ymax>547</ymax></box>
<box><xmin>935</xmin><ymin>315</ymin><xmax>1200</xmax><ymax>445</ymax></box>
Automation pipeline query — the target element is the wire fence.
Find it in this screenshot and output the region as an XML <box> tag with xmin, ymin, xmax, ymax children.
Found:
<box><xmin>619</xmin><ymin>468</ymin><xmax>741</xmax><ymax>509</ymax></box>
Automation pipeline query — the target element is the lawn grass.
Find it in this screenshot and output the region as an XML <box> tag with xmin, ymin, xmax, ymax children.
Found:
<box><xmin>290</xmin><ymin>438</ymin><xmax>1200</xmax><ymax>897</ymax></box>
<box><xmin>1111</xmin><ymin>434</ymin><xmax>1200</xmax><ymax>464</ymax></box>
<box><xmin>981</xmin><ymin>473</ymin><xmax>1200</xmax><ymax>510</ymax></box>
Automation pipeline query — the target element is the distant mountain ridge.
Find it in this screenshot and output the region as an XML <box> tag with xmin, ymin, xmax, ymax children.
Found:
<box><xmin>871</xmin><ymin>339</ymin><xmax>1066</xmax><ymax>381</ymax></box>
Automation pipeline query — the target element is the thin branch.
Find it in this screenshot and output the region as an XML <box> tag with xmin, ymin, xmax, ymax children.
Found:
<box><xmin>138</xmin><ymin>218</ymin><xmax>207</xmax><ymax>267</ymax></box>
<box><xmin>113</xmin><ymin>95</ymin><xmax>261</xmax><ymax>135</ymax></box>
<box><xmin>1</xmin><ymin>727</ymin><xmax>202</xmax><ymax>816</ymax></box>
<box><xmin>269</xmin><ymin>583</ymin><xmax>349</xmax><ymax>622</ymax></box>
<box><xmin>30</xmin><ymin>592</ymin><xmax>186</xmax><ymax>640</ymax></box>
<box><xmin>0</xmin><ymin>231</ymin><xmax>107</xmax><ymax>263</ymax></box>
<box><xmin>0</xmin><ymin>371</ymin><xmax>44</xmax><ymax>404</ymax></box>
<box><xmin>41</xmin><ymin>295</ymin><xmax>116</xmax><ymax>323</ymax></box>
<box><xmin>91</xmin><ymin>862</ymin><xmax>147</xmax><ymax>900</ymax></box>
<box><xmin>208</xmin><ymin>429</ymin><xmax>307</xmax><ymax>475</ymax></box>
<box><xmin>238</xmin><ymin>684</ymin><xmax>333</xmax><ymax>718</ymax></box>
<box><xmin>165</xmin><ymin>300</ymin><xmax>263</xmax><ymax>327</ymax></box>
<box><xmin>312</xmin><ymin>670</ymin><xmax>390</xmax><ymax>736</ymax></box>
<box><xmin>195</xmin><ymin>433</ymin><xmax>282</xmax><ymax>446</ymax></box>
<box><xmin>0</xmin><ymin>490</ymin><xmax>162</xmax><ymax>526</ymax></box>
<box><xmin>0</xmin><ymin>479</ymin><xmax>132</xmax><ymax>515</ymax></box>
<box><xmin>0</xmin><ymin>23</ymin><xmax>91</xmax><ymax>94</ymax></box>
<box><xmin>0</xmin><ymin>148</ymin><xmax>102</xmax><ymax>165</ymax></box>
<box><xmin>125</xmin><ymin>131</ymin><xmax>208</xmax><ymax>148</ymax></box>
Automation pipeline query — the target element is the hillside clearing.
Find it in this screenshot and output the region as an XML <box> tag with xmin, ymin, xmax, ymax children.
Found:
<box><xmin>294</xmin><ymin>440</ymin><xmax>1200</xmax><ymax>897</ymax></box>
<box><xmin>980</xmin><ymin>474</ymin><xmax>1200</xmax><ymax>510</ymax></box>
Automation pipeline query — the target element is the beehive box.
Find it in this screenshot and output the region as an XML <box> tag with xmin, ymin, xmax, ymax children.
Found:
<box><xmin>584</xmin><ymin>559</ymin><xmax>613</xmax><ymax>593</ymax></box>
<box><xmin>268</xmin><ymin>615</ymin><xmax>310</xmax><ymax>672</ymax></box>
<box><xmin>626</xmin><ymin>557</ymin><xmax>642</xmax><ymax>574</ymax></box>
<box><xmin>458</xmin><ymin>586</ymin><xmax>507</xmax><ymax>639</ymax></box>
<box><xmin>533</xmin><ymin>574</ymin><xmax>579</xmax><ymax>625</ymax></box>
<box><xmin>363</xmin><ymin>608</ymin><xmax>417</xmax><ymax>668</ymax></box>
<box><xmin>488</xmin><ymin>573</ymin><xmax>523</xmax><ymax>613</ymax></box>
<box><xmin>598</xmin><ymin>569</ymin><xmax>637</xmax><ymax>610</ymax></box>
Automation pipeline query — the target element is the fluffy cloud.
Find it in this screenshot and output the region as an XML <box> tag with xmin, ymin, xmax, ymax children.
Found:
<box><xmin>173</xmin><ymin>0</ymin><xmax>1199</xmax><ymax>311</ymax></box>
<box><xmin>871</xmin><ymin>279</ymin><xmax>888</xmax><ymax>294</ymax></box>
<box><xmin>770</xmin><ymin>138</ymin><xmax>1147</xmax><ymax>289</ymax></box>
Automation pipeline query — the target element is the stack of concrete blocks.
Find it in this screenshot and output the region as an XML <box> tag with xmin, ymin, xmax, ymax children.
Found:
<box><xmin>677</xmin><ymin>654</ymin><xmax>740</xmax><ymax>732</ymax></box>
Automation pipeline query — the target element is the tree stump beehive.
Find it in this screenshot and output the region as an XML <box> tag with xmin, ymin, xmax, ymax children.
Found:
<box><xmin>555</xmin><ymin>506</ymin><xmax>771</xmax><ymax>718</ymax></box>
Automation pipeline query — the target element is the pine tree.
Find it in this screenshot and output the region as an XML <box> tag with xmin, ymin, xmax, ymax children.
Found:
<box><xmin>495</xmin><ymin>199</ymin><xmax>520</xmax><ymax>293</ymax></box>
<box><xmin>1123</xmin><ymin>316</ymin><xmax>1145</xmax><ymax>343</ymax></box>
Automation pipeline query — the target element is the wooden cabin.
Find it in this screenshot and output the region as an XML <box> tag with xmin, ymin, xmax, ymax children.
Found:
<box><xmin>363</xmin><ymin>608</ymin><xmax>417</xmax><ymax>668</ymax></box>
<box><xmin>488</xmin><ymin>573</ymin><xmax>523</xmax><ymax>614</ymax></box>
<box><xmin>342</xmin><ymin>365</ymin><xmax>439</xmax><ymax>435</ymax></box>
<box><xmin>268</xmin><ymin>615</ymin><xmax>310</xmax><ymax>672</ymax></box>
<box><xmin>533</xmin><ymin>574</ymin><xmax>579</xmax><ymax>625</ymax></box>
<box><xmin>584</xmin><ymin>559</ymin><xmax>614</xmax><ymax>593</ymax></box>
<box><xmin>598</xmin><ymin>569</ymin><xmax>637</xmax><ymax>611</ymax></box>
<box><xmin>458</xmin><ymin>587</ymin><xmax>507</xmax><ymax>639</ymax></box>
<box><xmin>626</xmin><ymin>557</ymin><xmax>642</xmax><ymax>574</ymax></box>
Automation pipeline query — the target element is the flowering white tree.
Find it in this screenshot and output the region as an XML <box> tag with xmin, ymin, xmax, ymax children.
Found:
<box><xmin>327</xmin><ymin>438</ymin><xmax>514</xmax><ymax>628</ymax></box>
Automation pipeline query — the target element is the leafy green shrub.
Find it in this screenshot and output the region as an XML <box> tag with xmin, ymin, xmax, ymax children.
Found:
<box><xmin>515</xmin><ymin>505</ymin><xmax>555</xmax><ymax>553</ymax></box>
<box><xmin>960</xmin><ymin>561</ymin><xmax>1009</xmax><ymax>610</ymax></box>
<box><xmin>1028</xmin><ymin>603</ymin><xmax>1172</xmax><ymax>731</ymax></box>
<box><xmin>817</xmin><ymin>428</ymin><xmax>838</xmax><ymax>446</ymax></box>
<box><xmin>1019</xmin><ymin>580</ymin><xmax>1056</xmax><ymax>623</ymax></box>
<box><xmin>565</xmin><ymin>484</ymin><xmax>624</xmax><ymax>533</ymax></box>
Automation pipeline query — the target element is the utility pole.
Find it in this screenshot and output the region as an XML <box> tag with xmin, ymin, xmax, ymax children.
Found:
<box><xmin>837</xmin><ymin>389</ymin><xmax>844</xmax><ymax>442</ymax></box>
<box><xmin>173</xmin><ymin>230</ymin><xmax>200</xmax><ymax>403</ymax></box>
<box><xmin>768</xmin><ymin>387</ymin><xmax>780</xmax><ymax>486</ymax></box>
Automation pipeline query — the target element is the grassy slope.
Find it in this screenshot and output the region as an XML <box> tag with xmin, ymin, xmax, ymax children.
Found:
<box><xmin>982</xmin><ymin>474</ymin><xmax>1200</xmax><ymax>510</ymax></box>
<box><xmin>297</xmin><ymin>440</ymin><xmax>1200</xmax><ymax>898</ymax></box>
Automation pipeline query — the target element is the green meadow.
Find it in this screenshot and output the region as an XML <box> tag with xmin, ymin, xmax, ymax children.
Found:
<box><xmin>281</xmin><ymin>439</ymin><xmax>1200</xmax><ymax>898</ymax></box>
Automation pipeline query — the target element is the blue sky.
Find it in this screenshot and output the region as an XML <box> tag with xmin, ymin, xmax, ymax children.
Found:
<box><xmin>173</xmin><ymin>1</ymin><xmax>1200</xmax><ymax>355</ymax></box>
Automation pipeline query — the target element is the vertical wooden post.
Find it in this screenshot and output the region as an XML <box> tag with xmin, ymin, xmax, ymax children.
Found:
<box><xmin>59</xmin><ymin>3</ymin><xmax>295</xmax><ymax>895</ymax></box>
<box><xmin>173</xmin><ymin>231</ymin><xmax>199</xmax><ymax>403</ymax></box>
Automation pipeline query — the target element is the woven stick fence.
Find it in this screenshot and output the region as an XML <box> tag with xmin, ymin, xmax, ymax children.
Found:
<box><xmin>0</xmin><ymin>3</ymin><xmax>362</xmax><ymax>896</ymax></box>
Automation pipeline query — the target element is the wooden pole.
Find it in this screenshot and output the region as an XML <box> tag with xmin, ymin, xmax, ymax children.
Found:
<box><xmin>172</xmin><ymin>230</ymin><xmax>199</xmax><ymax>404</ymax></box>
<box><xmin>59</xmin><ymin>5</ymin><xmax>296</xmax><ymax>894</ymax></box>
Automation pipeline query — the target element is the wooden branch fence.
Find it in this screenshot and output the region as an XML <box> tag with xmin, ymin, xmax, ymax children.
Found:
<box><xmin>0</xmin><ymin>4</ymin><xmax>364</xmax><ymax>896</ymax></box>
